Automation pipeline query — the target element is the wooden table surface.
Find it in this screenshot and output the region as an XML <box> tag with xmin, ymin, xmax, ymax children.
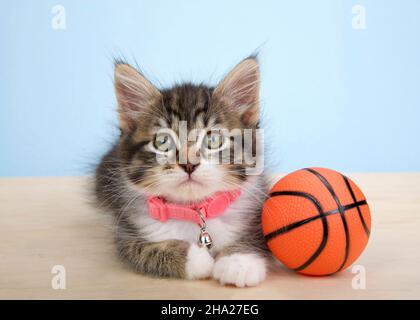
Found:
<box><xmin>0</xmin><ymin>174</ymin><xmax>419</xmax><ymax>299</ymax></box>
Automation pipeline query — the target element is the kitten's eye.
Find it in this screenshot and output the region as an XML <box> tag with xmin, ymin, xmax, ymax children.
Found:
<box><xmin>204</xmin><ymin>132</ymin><xmax>224</xmax><ymax>150</ymax></box>
<box><xmin>153</xmin><ymin>134</ymin><xmax>173</xmax><ymax>152</ymax></box>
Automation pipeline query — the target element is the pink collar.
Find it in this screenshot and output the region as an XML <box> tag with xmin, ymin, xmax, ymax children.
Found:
<box><xmin>147</xmin><ymin>190</ymin><xmax>241</xmax><ymax>224</ymax></box>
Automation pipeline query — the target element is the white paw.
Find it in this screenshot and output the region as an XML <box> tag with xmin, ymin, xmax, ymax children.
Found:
<box><xmin>185</xmin><ymin>243</ymin><xmax>214</xmax><ymax>280</ymax></box>
<box><xmin>213</xmin><ymin>253</ymin><xmax>266</xmax><ymax>287</ymax></box>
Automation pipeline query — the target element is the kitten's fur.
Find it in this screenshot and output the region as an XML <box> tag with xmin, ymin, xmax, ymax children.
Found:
<box><xmin>94</xmin><ymin>57</ymin><xmax>270</xmax><ymax>287</ymax></box>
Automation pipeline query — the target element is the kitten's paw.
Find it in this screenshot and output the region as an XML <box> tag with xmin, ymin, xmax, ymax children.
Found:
<box><xmin>213</xmin><ymin>253</ymin><xmax>266</xmax><ymax>287</ymax></box>
<box><xmin>185</xmin><ymin>244</ymin><xmax>214</xmax><ymax>280</ymax></box>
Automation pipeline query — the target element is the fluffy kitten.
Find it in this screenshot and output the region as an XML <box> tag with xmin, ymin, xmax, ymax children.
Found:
<box><xmin>94</xmin><ymin>57</ymin><xmax>270</xmax><ymax>287</ymax></box>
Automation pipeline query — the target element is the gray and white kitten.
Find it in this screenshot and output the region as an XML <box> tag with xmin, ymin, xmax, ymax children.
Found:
<box><xmin>94</xmin><ymin>57</ymin><xmax>269</xmax><ymax>287</ymax></box>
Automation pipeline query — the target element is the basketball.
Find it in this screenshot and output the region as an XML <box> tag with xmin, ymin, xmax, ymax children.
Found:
<box><xmin>262</xmin><ymin>167</ymin><xmax>371</xmax><ymax>276</ymax></box>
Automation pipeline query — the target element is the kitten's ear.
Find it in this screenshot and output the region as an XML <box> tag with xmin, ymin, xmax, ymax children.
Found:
<box><xmin>114</xmin><ymin>63</ymin><xmax>161</xmax><ymax>131</ymax></box>
<box><xmin>214</xmin><ymin>57</ymin><xmax>260</xmax><ymax>126</ymax></box>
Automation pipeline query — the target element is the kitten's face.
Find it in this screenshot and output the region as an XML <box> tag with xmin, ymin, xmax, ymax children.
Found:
<box><xmin>115</xmin><ymin>59</ymin><xmax>260</xmax><ymax>202</ymax></box>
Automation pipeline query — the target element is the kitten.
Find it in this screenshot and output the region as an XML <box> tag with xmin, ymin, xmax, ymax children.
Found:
<box><xmin>94</xmin><ymin>57</ymin><xmax>270</xmax><ymax>287</ymax></box>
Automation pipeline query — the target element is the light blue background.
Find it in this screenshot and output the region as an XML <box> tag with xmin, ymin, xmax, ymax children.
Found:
<box><xmin>1</xmin><ymin>0</ymin><xmax>419</xmax><ymax>176</ymax></box>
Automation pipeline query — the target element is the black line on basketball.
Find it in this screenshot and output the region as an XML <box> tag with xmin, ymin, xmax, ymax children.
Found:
<box><xmin>342</xmin><ymin>175</ymin><xmax>370</xmax><ymax>237</ymax></box>
<box><xmin>264</xmin><ymin>199</ymin><xmax>367</xmax><ymax>241</ymax></box>
<box><xmin>267</xmin><ymin>190</ymin><xmax>329</xmax><ymax>272</ymax></box>
<box><xmin>264</xmin><ymin>215</ymin><xmax>320</xmax><ymax>241</ymax></box>
<box><xmin>304</xmin><ymin>168</ymin><xmax>350</xmax><ymax>272</ymax></box>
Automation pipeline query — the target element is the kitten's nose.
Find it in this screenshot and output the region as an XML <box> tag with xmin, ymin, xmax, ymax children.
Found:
<box><xmin>180</xmin><ymin>163</ymin><xmax>199</xmax><ymax>175</ymax></box>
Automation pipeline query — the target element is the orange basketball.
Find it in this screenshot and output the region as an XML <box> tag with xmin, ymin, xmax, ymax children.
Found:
<box><xmin>262</xmin><ymin>167</ymin><xmax>371</xmax><ymax>276</ymax></box>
